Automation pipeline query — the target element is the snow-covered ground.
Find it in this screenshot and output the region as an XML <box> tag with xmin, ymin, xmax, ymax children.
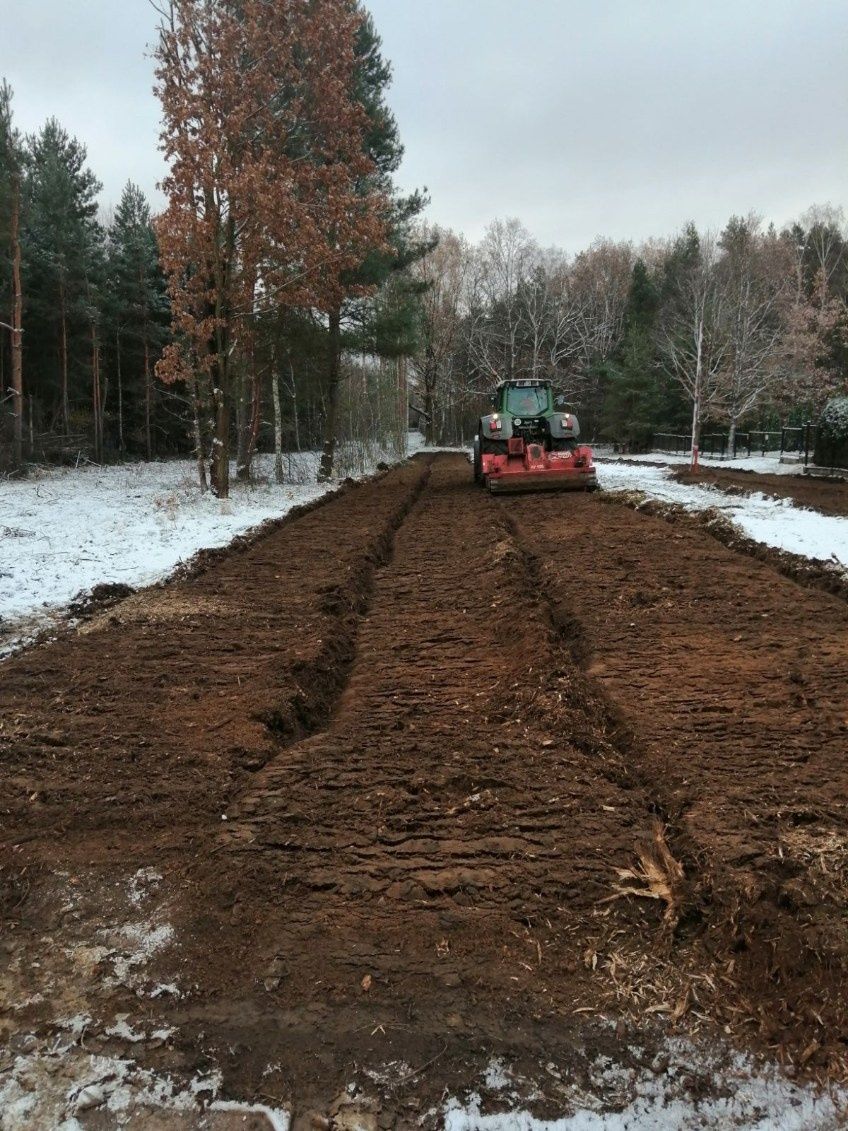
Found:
<box><xmin>3</xmin><ymin>443</ymin><xmax>845</xmax><ymax>660</ymax></box>
<box><xmin>596</xmin><ymin>458</ymin><xmax>848</xmax><ymax>569</ymax></box>
<box><xmin>0</xmin><ymin>449</ymin><xmax>392</xmax><ymax>657</ymax></box>
<box><xmin>442</xmin><ymin>1042</ymin><xmax>847</xmax><ymax>1130</ymax></box>
<box><xmin>593</xmin><ymin>448</ymin><xmax>806</xmax><ymax>475</ymax></box>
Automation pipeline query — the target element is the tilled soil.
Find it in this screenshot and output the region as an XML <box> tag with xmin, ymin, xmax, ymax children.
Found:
<box><xmin>672</xmin><ymin>466</ymin><xmax>848</xmax><ymax>516</ymax></box>
<box><xmin>504</xmin><ymin>490</ymin><xmax>848</xmax><ymax>1068</ymax></box>
<box><xmin>2</xmin><ymin>453</ymin><xmax>848</xmax><ymax>1126</ymax></box>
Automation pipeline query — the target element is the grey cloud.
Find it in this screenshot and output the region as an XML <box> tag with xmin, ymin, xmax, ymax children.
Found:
<box><xmin>4</xmin><ymin>0</ymin><xmax>845</xmax><ymax>248</ymax></box>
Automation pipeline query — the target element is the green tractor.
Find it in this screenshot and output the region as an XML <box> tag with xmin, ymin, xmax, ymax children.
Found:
<box><xmin>472</xmin><ymin>379</ymin><xmax>597</xmax><ymax>493</ymax></box>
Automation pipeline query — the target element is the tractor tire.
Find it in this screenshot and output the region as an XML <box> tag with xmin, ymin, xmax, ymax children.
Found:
<box><xmin>472</xmin><ymin>435</ymin><xmax>483</xmax><ymax>484</ymax></box>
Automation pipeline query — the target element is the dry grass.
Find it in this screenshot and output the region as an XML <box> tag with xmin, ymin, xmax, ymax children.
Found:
<box><xmin>603</xmin><ymin>820</ymin><xmax>685</xmax><ymax>928</ymax></box>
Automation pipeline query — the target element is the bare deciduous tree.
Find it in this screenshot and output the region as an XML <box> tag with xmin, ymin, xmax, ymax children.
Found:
<box><xmin>659</xmin><ymin>232</ymin><xmax>728</xmax><ymax>465</ymax></box>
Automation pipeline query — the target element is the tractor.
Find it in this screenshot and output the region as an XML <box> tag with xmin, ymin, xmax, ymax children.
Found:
<box><xmin>472</xmin><ymin>379</ymin><xmax>597</xmax><ymax>493</ymax></box>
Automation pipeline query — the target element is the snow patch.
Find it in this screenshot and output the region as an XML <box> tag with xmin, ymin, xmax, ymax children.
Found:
<box><xmin>0</xmin><ymin>1044</ymin><xmax>289</xmax><ymax>1131</ymax></box>
<box><xmin>107</xmin><ymin>921</ymin><xmax>173</xmax><ymax>988</ymax></box>
<box><xmin>597</xmin><ymin>461</ymin><xmax>848</xmax><ymax>568</ymax></box>
<box><xmin>127</xmin><ymin>867</ymin><xmax>162</xmax><ymax>907</ymax></box>
<box><xmin>211</xmin><ymin>1099</ymin><xmax>291</xmax><ymax>1130</ymax></box>
<box><xmin>0</xmin><ymin>448</ymin><xmax>398</xmax><ymax>657</ymax></box>
<box><xmin>444</xmin><ymin>1038</ymin><xmax>848</xmax><ymax>1130</ymax></box>
<box><xmin>595</xmin><ymin>450</ymin><xmax>806</xmax><ymax>475</ymax></box>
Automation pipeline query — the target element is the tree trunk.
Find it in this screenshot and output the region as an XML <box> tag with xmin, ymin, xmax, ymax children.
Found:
<box><xmin>318</xmin><ymin>305</ymin><xmax>342</xmax><ymax>482</ymax></box>
<box><xmin>728</xmin><ymin>417</ymin><xmax>737</xmax><ymax>459</ymax></box>
<box><xmin>235</xmin><ymin>367</ymin><xmax>247</xmax><ymax>479</ymax></box>
<box><xmin>209</xmin><ymin>212</ymin><xmax>233</xmax><ymax>498</ymax></box>
<box><xmin>289</xmin><ymin>359</ymin><xmax>301</xmax><ymax>452</ymax></box>
<box><xmin>246</xmin><ymin>357</ymin><xmax>261</xmax><ymax>475</ymax></box>
<box><xmin>115</xmin><ymin>329</ymin><xmax>124</xmax><ymax>454</ymax></box>
<box><xmin>690</xmin><ymin>316</ymin><xmax>704</xmax><ymax>470</ymax></box>
<box><xmin>59</xmin><ymin>282</ymin><xmax>69</xmax><ymax>436</ymax></box>
<box><xmin>210</xmin><ymin>392</ymin><xmax>230</xmax><ymax>497</ymax></box>
<box><xmin>272</xmin><ymin>369</ymin><xmax>284</xmax><ymax>484</ymax></box>
<box><xmin>236</xmin><ymin>355</ymin><xmax>261</xmax><ymax>482</ymax></box>
<box><xmin>423</xmin><ymin>365</ymin><xmax>435</xmax><ymax>446</ymax></box>
<box><xmin>90</xmin><ymin>321</ymin><xmax>102</xmax><ymax>462</ymax></box>
<box><xmin>209</xmin><ymin>330</ymin><xmax>231</xmax><ymax>498</ymax></box>
<box><xmin>9</xmin><ymin>168</ymin><xmax>23</xmax><ymax>468</ymax></box>
<box><xmin>396</xmin><ymin>355</ymin><xmax>407</xmax><ymax>457</ymax></box>
<box><xmin>191</xmin><ymin>374</ymin><xmax>208</xmax><ymax>492</ymax></box>
<box><xmin>144</xmin><ymin>336</ymin><xmax>152</xmax><ymax>461</ymax></box>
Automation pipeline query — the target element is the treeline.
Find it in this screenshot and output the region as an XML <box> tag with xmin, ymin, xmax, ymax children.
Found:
<box><xmin>152</xmin><ymin>0</ymin><xmax>429</xmax><ymax>496</ymax></box>
<box><xmin>0</xmin><ymin>92</ymin><xmax>173</xmax><ymax>468</ymax></box>
<box><xmin>0</xmin><ymin>2</ymin><xmax>427</xmax><ymax>489</ymax></box>
<box><xmin>410</xmin><ymin>210</ymin><xmax>848</xmax><ymax>451</ymax></box>
<box><xmin>3</xmin><ymin>2</ymin><xmax>847</xmax><ymax>486</ymax></box>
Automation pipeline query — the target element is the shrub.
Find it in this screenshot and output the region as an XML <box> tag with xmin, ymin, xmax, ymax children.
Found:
<box><xmin>815</xmin><ymin>398</ymin><xmax>848</xmax><ymax>469</ymax></box>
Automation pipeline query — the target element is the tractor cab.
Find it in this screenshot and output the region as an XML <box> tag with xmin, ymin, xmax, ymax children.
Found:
<box><xmin>473</xmin><ymin>379</ymin><xmax>597</xmax><ymax>494</ymax></box>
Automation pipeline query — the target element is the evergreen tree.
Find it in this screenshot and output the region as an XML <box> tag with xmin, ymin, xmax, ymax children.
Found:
<box><xmin>107</xmin><ymin>182</ymin><xmax>169</xmax><ymax>457</ymax></box>
<box><xmin>601</xmin><ymin>260</ymin><xmax>661</xmax><ymax>448</ymax></box>
<box><xmin>316</xmin><ymin>8</ymin><xmax>429</xmax><ymax>480</ymax></box>
<box><xmin>23</xmin><ymin>118</ymin><xmax>101</xmax><ymax>437</ymax></box>
<box><xmin>0</xmin><ymin>80</ymin><xmax>24</xmax><ymax>468</ymax></box>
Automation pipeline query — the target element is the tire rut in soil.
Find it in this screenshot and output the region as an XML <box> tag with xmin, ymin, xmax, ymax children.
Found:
<box><xmin>496</xmin><ymin>506</ymin><xmax>706</xmax><ymax>923</ymax></box>
<box><xmin>254</xmin><ymin>456</ymin><xmax>433</xmax><ymax>753</ymax></box>
<box><xmin>170</xmin><ymin>455</ymin><xmax>675</xmax><ymax>1092</ymax></box>
<box><xmin>501</xmin><ymin>489</ymin><xmax>848</xmax><ymax>1069</ymax></box>
<box><xmin>0</xmin><ymin>457</ymin><xmax>432</xmax><ymax>853</ymax></box>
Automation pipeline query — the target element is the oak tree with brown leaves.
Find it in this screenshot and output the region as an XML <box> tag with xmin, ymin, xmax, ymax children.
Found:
<box><xmin>154</xmin><ymin>0</ymin><xmax>386</xmax><ymax>496</ymax></box>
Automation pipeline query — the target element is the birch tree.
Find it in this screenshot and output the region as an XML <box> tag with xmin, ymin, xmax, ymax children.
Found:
<box><xmin>466</xmin><ymin>218</ymin><xmax>540</xmax><ymax>384</ymax></box>
<box><xmin>411</xmin><ymin>225</ymin><xmax>470</xmax><ymax>443</ymax></box>
<box><xmin>714</xmin><ymin>216</ymin><xmax>787</xmax><ymax>450</ymax></box>
<box><xmin>659</xmin><ymin>228</ymin><xmax>728</xmax><ymax>466</ymax></box>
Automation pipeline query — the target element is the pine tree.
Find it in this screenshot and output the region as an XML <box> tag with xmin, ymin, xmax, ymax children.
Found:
<box><xmin>107</xmin><ymin>182</ymin><xmax>169</xmax><ymax>458</ymax></box>
<box><xmin>602</xmin><ymin>259</ymin><xmax>662</xmax><ymax>449</ymax></box>
<box><xmin>0</xmin><ymin>80</ymin><xmax>24</xmax><ymax>467</ymax></box>
<box><xmin>315</xmin><ymin>9</ymin><xmax>423</xmax><ymax>480</ymax></box>
<box><xmin>23</xmin><ymin>118</ymin><xmax>101</xmax><ymax>438</ymax></box>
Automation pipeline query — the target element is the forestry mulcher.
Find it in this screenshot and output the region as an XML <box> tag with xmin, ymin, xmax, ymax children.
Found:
<box><xmin>472</xmin><ymin>379</ymin><xmax>597</xmax><ymax>493</ymax></box>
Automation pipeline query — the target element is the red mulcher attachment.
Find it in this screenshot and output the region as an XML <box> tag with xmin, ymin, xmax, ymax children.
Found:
<box><xmin>483</xmin><ymin>437</ymin><xmax>597</xmax><ymax>493</ymax></box>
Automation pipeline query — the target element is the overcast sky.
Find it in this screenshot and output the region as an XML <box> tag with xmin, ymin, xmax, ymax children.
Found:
<box><xmin>4</xmin><ymin>0</ymin><xmax>846</xmax><ymax>252</ymax></box>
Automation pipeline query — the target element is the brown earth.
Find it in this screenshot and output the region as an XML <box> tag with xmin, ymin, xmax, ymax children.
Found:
<box><xmin>2</xmin><ymin>453</ymin><xmax>848</xmax><ymax>1126</ymax></box>
<box><xmin>672</xmin><ymin>466</ymin><xmax>848</xmax><ymax>516</ymax></box>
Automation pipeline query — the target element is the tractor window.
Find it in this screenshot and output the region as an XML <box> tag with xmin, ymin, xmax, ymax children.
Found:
<box><xmin>505</xmin><ymin>386</ymin><xmax>548</xmax><ymax>416</ymax></box>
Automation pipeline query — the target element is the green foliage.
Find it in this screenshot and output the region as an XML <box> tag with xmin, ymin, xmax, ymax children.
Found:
<box><xmin>354</xmin><ymin>11</ymin><xmax>402</xmax><ymax>180</ymax></box>
<box><xmin>336</xmin><ymin>7</ymin><xmax>431</xmax><ymax>366</ymax></box>
<box><xmin>21</xmin><ymin>118</ymin><xmax>103</xmax><ymax>429</ymax></box>
<box><xmin>598</xmin><ymin>258</ymin><xmax>688</xmax><ymax>447</ymax></box>
<box><xmin>104</xmin><ymin>182</ymin><xmax>172</xmax><ymax>454</ymax></box>
<box><xmin>816</xmin><ymin>396</ymin><xmax>848</xmax><ymax>468</ymax></box>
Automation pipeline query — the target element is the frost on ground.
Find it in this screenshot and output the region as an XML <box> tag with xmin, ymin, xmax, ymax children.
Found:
<box><xmin>442</xmin><ymin>1041</ymin><xmax>848</xmax><ymax>1130</ymax></box>
<box><xmin>3</xmin><ymin>865</ymin><xmax>844</xmax><ymax>1129</ymax></box>
<box><xmin>0</xmin><ymin>447</ymin><xmax>398</xmax><ymax>657</ymax></box>
<box><xmin>596</xmin><ymin>459</ymin><xmax>848</xmax><ymax>569</ymax></box>
<box><xmin>0</xmin><ymin>865</ymin><xmax>290</xmax><ymax>1129</ymax></box>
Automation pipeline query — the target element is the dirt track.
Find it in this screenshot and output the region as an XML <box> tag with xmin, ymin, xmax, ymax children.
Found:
<box><xmin>2</xmin><ymin>452</ymin><xmax>848</xmax><ymax>1125</ymax></box>
<box><xmin>672</xmin><ymin>465</ymin><xmax>848</xmax><ymax>516</ymax></box>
